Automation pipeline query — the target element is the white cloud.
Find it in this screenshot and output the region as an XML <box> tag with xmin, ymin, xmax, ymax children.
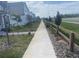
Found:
<box><xmin>26</xmin><ymin>1</ymin><xmax>79</xmax><ymax>17</ymax></box>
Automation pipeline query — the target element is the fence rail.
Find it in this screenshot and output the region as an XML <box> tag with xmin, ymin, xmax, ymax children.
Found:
<box><xmin>45</xmin><ymin>20</ymin><xmax>79</xmax><ymax>52</ymax></box>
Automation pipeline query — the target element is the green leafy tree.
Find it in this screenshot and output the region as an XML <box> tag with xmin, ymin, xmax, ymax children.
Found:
<box><xmin>49</xmin><ymin>16</ymin><xmax>52</xmax><ymax>21</ymax></box>
<box><xmin>55</xmin><ymin>11</ymin><xmax>62</xmax><ymax>35</ymax></box>
<box><xmin>27</xmin><ymin>14</ymin><xmax>32</xmax><ymax>23</ymax></box>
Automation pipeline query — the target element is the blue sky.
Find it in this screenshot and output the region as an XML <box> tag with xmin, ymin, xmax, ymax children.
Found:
<box><xmin>26</xmin><ymin>1</ymin><xmax>79</xmax><ymax>17</ymax></box>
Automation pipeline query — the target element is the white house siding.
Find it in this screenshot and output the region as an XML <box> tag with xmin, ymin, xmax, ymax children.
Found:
<box><xmin>8</xmin><ymin>2</ymin><xmax>32</xmax><ymax>26</ymax></box>
<box><xmin>10</xmin><ymin>15</ymin><xmax>29</xmax><ymax>27</ymax></box>
<box><xmin>0</xmin><ymin>2</ymin><xmax>36</xmax><ymax>29</ymax></box>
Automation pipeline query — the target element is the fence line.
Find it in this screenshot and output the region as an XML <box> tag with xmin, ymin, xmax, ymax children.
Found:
<box><xmin>45</xmin><ymin>21</ymin><xmax>79</xmax><ymax>52</ymax></box>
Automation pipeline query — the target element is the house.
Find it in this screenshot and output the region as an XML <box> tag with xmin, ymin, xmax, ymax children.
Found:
<box><xmin>8</xmin><ymin>2</ymin><xmax>35</xmax><ymax>26</ymax></box>
<box><xmin>0</xmin><ymin>1</ymin><xmax>36</xmax><ymax>31</ymax></box>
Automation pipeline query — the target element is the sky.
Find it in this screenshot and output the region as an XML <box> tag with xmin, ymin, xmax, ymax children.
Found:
<box><xmin>26</xmin><ymin>1</ymin><xmax>79</xmax><ymax>17</ymax></box>
<box><xmin>8</xmin><ymin>1</ymin><xmax>79</xmax><ymax>17</ymax></box>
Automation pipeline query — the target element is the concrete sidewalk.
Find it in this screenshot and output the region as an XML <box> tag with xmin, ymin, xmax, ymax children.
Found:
<box><xmin>23</xmin><ymin>20</ymin><xmax>56</xmax><ymax>58</ymax></box>
<box><xmin>0</xmin><ymin>31</ymin><xmax>35</xmax><ymax>36</ymax></box>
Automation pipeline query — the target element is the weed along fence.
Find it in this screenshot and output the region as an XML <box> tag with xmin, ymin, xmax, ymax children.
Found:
<box><xmin>45</xmin><ymin>21</ymin><xmax>79</xmax><ymax>52</ymax></box>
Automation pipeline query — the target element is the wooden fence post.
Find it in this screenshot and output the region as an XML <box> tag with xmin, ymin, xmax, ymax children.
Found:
<box><xmin>70</xmin><ymin>32</ymin><xmax>75</xmax><ymax>52</ymax></box>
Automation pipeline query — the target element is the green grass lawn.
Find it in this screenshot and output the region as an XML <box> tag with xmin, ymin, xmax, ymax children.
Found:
<box><xmin>61</xmin><ymin>22</ymin><xmax>79</xmax><ymax>45</ymax></box>
<box><xmin>0</xmin><ymin>20</ymin><xmax>40</xmax><ymax>58</ymax></box>
<box><xmin>61</xmin><ymin>22</ymin><xmax>79</xmax><ymax>33</ymax></box>
<box><xmin>62</xmin><ymin>17</ymin><xmax>79</xmax><ymax>22</ymax></box>
<box><xmin>11</xmin><ymin>20</ymin><xmax>40</xmax><ymax>32</ymax></box>
<box><xmin>45</xmin><ymin>20</ymin><xmax>79</xmax><ymax>45</ymax></box>
<box><xmin>0</xmin><ymin>34</ymin><xmax>33</xmax><ymax>58</ymax></box>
